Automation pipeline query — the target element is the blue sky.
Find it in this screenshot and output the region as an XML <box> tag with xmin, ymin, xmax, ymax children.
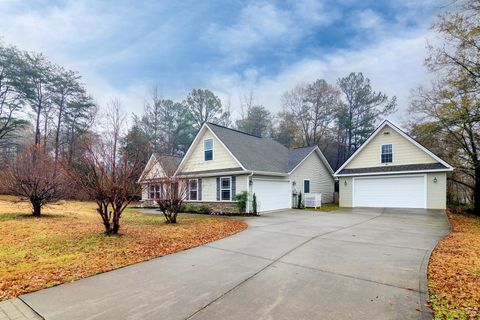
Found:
<box><xmin>0</xmin><ymin>0</ymin><xmax>445</xmax><ymax>123</ymax></box>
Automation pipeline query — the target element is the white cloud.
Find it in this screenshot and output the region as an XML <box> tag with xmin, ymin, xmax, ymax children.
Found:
<box><xmin>204</xmin><ymin>0</ymin><xmax>339</xmax><ymax>63</ymax></box>
<box><xmin>207</xmin><ymin>28</ymin><xmax>436</xmax><ymax>124</ymax></box>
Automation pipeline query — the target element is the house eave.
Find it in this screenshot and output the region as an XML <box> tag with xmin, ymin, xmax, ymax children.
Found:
<box><xmin>334</xmin><ymin>168</ymin><xmax>454</xmax><ymax>177</ymax></box>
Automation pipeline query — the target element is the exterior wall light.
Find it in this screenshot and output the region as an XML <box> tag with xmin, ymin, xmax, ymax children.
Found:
<box><xmin>344</xmin><ymin>180</ymin><xmax>347</xmax><ymax>186</ymax></box>
<box><xmin>433</xmin><ymin>177</ymin><xmax>438</xmax><ymax>183</ymax></box>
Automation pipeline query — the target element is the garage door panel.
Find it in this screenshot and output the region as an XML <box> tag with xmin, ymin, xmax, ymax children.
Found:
<box><xmin>253</xmin><ymin>179</ymin><xmax>291</xmax><ymax>212</ymax></box>
<box><xmin>353</xmin><ymin>175</ymin><xmax>425</xmax><ymax>208</ymax></box>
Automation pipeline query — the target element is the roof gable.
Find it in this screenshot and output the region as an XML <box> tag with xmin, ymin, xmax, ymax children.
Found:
<box><xmin>138</xmin><ymin>154</ymin><xmax>182</xmax><ymax>182</ymax></box>
<box><xmin>175</xmin><ymin>124</ymin><xmax>245</xmax><ymax>174</ymax></box>
<box><xmin>334</xmin><ymin>120</ymin><xmax>453</xmax><ymax>176</ymax></box>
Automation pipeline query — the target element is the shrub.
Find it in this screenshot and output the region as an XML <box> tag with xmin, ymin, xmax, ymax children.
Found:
<box><xmin>181</xmin><ymin>203</ymin><xmax>210</xmax><ymax>214</ymax></box>
<box><xmin>234</xmin><ymin>191</ymin><xmax>248</xmax><ymax>213</ymax></box>
<box><xmin>252</xmin><ymin>193</ymin><xmax>258</xmax><ymax>215</ymax></box>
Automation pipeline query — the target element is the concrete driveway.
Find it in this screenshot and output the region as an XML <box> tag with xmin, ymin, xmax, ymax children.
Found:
<box><xmin>19</xmin><ymin>207</ymin><xmax>449</xmax><ymax>320</ymax></box>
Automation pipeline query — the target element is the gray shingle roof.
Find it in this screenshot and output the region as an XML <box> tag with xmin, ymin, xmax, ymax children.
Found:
<box><xmin>337</xmin><ymin>163</ymin><xmax>449</xmax><ymax>175</ymax></box>
<box><xmin>207</xmin><ymin>123</ymin><xmax>319</xmax><ymax>173</ymax></box>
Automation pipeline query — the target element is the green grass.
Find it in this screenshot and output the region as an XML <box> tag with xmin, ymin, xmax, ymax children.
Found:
<box><xmin>304</xmin><ymin>203</ymin><xmax>340</xmax><ymax>212</ymax></box>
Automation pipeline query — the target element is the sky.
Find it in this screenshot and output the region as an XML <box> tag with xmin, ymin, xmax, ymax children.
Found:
<box><xmin>0</xmin><ymin>0</ymin><xmax>447</xmax><ymax>124</ymax></box>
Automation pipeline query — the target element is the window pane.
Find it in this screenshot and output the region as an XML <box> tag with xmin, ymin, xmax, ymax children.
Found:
<box><xmin>190</xmin><ymin>191</ymin><xmax>197</xmax><ymax>201</ymax></box>
<box><xmin>204</xmin><ymin>150</ymin><xmax>213</xmax><ymax>161</ymax></box>
<box><xmin>221</xmin><ymin>178</ymin><xmax>230</xmax><ymax>188</ymax></box>
<box><xmin>304</xmin><ymin>180</ymin><xmax>310</xmax><ymax>193</ymax></box>
<box><xmin>189</xmin><ymin>179</ymin><xmax>197</xmax><ymax>190</ymax></box>
<box><xmin>221</xmin><ymin>190</ymin><xmax>230</xmax><ymax>200</ymax></box>
<box><xmin>204</xmin><ymin>139</ymin><xmax>213</xmax><ymax>150</ymax></box>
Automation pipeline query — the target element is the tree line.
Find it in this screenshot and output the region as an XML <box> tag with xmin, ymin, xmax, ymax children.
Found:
<box><xmin>0</xmin><ymin>45</ymin><xmax>97</xmax><ymax>167</ymax></box>
<box><xmin>128</xmin><ymin>72</ymin><xmax>396</xmax><ymax>170</ymax></box>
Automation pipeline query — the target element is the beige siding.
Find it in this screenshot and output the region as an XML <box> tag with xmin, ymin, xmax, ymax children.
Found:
<box><xmin>290</xmin><ymin>151</ymin><xmax>335</xmax><ymax>203</ymax></box>
<box><xmin>181</xmin><ymin>129</ymin><xmax>240</xmax><ymax>172</ymax></box>
<box><xmin>339</xmin><ymin>177</ymin><xmax>353</xmax><ymax>207</ymax></box>
<box><xmin>427</xmin><ymin>172</ymin><xmax>447</xmax><ymax>209</ymax></box>
<box><xmin>346</xmin><ymin>124</ymin><xmax>437</xmax><ymax>169</ymax></box>
<box><xmin>143</xmin><ymin>161</ymin><xmax>166</xmax><ymax>180</ymax></box>
<box><xmin>141</xmin><ymin>184</ymin><xmax>148</xmax><ymax>201</ymax></box>
<box><xmin>188</xmin><ymin>174</ymin><xmax>249</xmax><ymax>202</ymax></box>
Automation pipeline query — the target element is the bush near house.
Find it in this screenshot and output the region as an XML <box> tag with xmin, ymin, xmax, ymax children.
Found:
<box><xmin>428</xmin><ymin>208</ymin><xmax>480</xmax><ymax>319</ymax></box>
<box><xmin>181</xmin><ymin>203</ymin><xmax>211</xmax><ymax>215</ymax></box>
<box><xmin>0</xmin><ymin>195</ymin><xmax>246</xmax><ymax>300</ymax></box>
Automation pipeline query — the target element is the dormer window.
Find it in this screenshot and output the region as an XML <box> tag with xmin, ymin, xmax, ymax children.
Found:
<box><xmin>204</xmin><ymin>139</ymin><xmax>213</xmax><ymax>161</ymax></box>
<box><xmin>381</xmin><ymin>144</ymin><xmax>393</xmax><ymax>163</ymax></box>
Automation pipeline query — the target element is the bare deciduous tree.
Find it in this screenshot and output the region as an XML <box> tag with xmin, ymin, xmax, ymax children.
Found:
<box><xmin>0</xmin><ymin>147</ymin><xmax>70</xmax><ymax>216</ymax></box>
<box><xmin>153</xmin><ymin>156</ymin><xmax>188</xmax><ymax>224</ymax></box>
<box><xmin>69</xmin><ymin>101</ymin><xmax>147</xmax><ymax>235</ymax></box>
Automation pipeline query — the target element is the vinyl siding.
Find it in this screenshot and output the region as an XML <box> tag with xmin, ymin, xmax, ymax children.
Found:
<box><xmin>141</xmin><ymin>184</ymin><xmax>148</xmax><ymax>200</ymax></box>
<box><xmin>346</xmin><ymin>124</ymin><xmax>437</xmax><ymax>169</ymax></box>
<box><xmin>289</xmin><ymin>151</ymin><xmax>335</xmax><ymax>203</ymax></box>
<box><xmin>339</xmin><ymin>177</ymin><xmax>353</xmax><ymax>207</ymax></box>
<box><xmin>427</xmin><ymin>172</ymin><xmax>447</xmax><ymax>209</ymax></box>
<box><xmin>187</xmin><ymin>174</ymin><xmax>249</xmax><ymax>202</ymax></box>
<box><xmin>181</xmin><ymin>129</ymin><xmax>241</xmax><ymax>172</ymax></box>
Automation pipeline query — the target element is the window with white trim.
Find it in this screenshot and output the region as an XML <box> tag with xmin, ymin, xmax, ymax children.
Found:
<box><xmin>220</xmin><ymin>177</ymin><xmax>231</xmax><ymax>201</ymax></box>
<box><xmin>189</xmin><ymin>179</ymin><xmax>198</xmax><ymax>200</ymax></box>
<box><xmin>381</xmin><ymin>144</ymin><xmax>393</xmax><ymax>163</ymax></box>
<box><xmin>149</xmin><ymin>185</ymin><xmax>160</xmax><ymax>199</ymax></box>
<box><xmin>303</xmin><ymin>180</ymin><xmax>310</xmax><ymax>193</ymax></box>
<box><xmin>204</xmin><ymin>139</ymin><xmax>213</xmax><ymax>161</ymax></box>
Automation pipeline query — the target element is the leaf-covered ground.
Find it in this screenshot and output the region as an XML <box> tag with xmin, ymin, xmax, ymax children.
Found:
<box><xmin>428</xmin><ymin>211</ymin><xmax>480</xmax><ymax>319</ymax></box>
<box><xmin>0</xmin><ymin>195</ymin><xmax>246</xmax><ymax>301</ymax></box>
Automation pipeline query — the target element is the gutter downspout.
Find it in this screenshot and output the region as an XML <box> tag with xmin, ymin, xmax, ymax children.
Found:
<box><xmin>247</xmin><ymin>172</ymin><xmax>254</xmax><ymax>213</ymax></box>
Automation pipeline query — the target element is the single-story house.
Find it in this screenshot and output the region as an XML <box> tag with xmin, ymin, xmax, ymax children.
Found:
<box><xmin>334</xmin><ymin>120</ymin><xmax>453</xmax><ymax>209</ymax></box>
<box><xmin>139</xmin><ymin>122</ymin><xmax>335</xmax><ymax>213</ymax></box>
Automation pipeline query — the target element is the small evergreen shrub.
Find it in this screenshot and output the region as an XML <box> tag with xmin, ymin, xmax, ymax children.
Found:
<box><xmin>234</xmin><ymin>191</ymin><xmax>248</xmax><ymax>213</ymax></box>
<box><xmin>252</xmin><ymin>193</ymin><xmax>258</xmax><ymax>215</ymax></box>
<box><xmin>181</xmin><ymin>203</ymin><xmax>211</xmax><ymax>214</ymax></box>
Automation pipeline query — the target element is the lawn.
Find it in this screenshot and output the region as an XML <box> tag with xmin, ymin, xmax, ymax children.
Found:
<box><xmin>428</xmin><ymin>210</ymin><xmax>480</xmax><ymax>319</ymax></box>
<box><xmin>0</xmin><ymin>195</ymin><xmax>247</xmax><ymax>301</ymax></box>
<box><xmin>304</xmin><ymin>203</ymin><xmax>340</xmax><ymax>212</ymax></box>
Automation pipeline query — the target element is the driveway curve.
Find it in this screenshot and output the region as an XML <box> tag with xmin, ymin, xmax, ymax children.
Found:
<box><xmin>20</xmin><ymin>208</ymin><xmax>449</xmax><ymax>320</ymax></box>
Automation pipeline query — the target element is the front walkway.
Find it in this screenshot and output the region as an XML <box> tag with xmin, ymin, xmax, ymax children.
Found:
<box><xmin>8</xmin><ymin>208</ymin><xmax>450</xmax><ymax>319</ymax></box>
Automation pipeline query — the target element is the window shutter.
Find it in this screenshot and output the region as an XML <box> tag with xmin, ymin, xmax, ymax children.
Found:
<box><xmin>198</xmin><ymin>179</ymin><xmax>202</xmax><ymax>201</ymax></box>
<box><xmin>186</xmin><ymin>180</ymin><xmax>190</xmax><ymax>200</ymax></box>
<box><xmin>216</xmin><ymin>177</ymin><xmax>220</xmax><ymax>201</ymax></box>
<box><xmin>231</xmin><ymin>176</ymin><xmax>236</xmax><ymax>198</ymax></box>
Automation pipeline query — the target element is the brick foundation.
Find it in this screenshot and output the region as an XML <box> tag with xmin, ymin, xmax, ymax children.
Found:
<box><xmin>140</xmin><ymin>200</ymin><xmax>239</xmax><ymax>213</ymax></box>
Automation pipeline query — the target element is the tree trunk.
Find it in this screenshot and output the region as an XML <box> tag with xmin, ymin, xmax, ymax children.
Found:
<box><xmin>35</xmin><ymin>103</ymin><xmax>42</xmax><ymax>147</ymax></box>
<box><xmin>32</xmin><ymin>201</ymin><xmax>42</xmax><ymax>216</ymax></box>
<box><xmin>111</xmin><ymin>212</ymin><xmax>120</xmax><ymax>235</ymax></box>
<box><xmin>474</xmin><ymin>170</ymin><xmax>480</xmax><ymax>216</ymax></box>
<box><xmin>54</xmin><ymin>97</ymin><xmax>65</xmax><ymax>163</ymax></box>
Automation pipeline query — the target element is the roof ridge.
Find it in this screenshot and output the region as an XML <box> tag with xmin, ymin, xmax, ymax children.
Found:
<box><xmin>206</xmin><ymin>122</ymin><xmax>263</xmax><ymax>138</ymax></box>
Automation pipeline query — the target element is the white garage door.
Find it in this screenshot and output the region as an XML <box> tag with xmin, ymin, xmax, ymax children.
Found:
<box><xmin>353</xmin><ymin>175</ymin><xmax>426</xmax><ymax>208</ymax></box>
<box><xmin>252</xmin><ymin>179</ymin><xmax>291</xmax><ymax>212</ymax></box>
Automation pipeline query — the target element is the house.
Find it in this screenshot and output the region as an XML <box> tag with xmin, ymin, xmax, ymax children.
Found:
<box><xmin>139</xmin><ymin>154</ymin><xmax>182</xmax><ymax>206</ymax></box>
<box><xmin>334</xmin><ymin>120</ymin><xmax>453</xmax><ymax>209</ymax></box>
<box><xmin>139</xmin><ymin>122</ymin><xmax>335</xmax><ymax>213</ymax></box>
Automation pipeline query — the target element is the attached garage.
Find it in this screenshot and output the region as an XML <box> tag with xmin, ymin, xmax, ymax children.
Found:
<box><xmin>252</xmin><ymin>179</ymin><xmax>291</xmax><ymax>212</ymax></box>
<box><xmin>353</xmin><ymin>175</ymin><xmax>425</xmax><ymax>208</ymax></box>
